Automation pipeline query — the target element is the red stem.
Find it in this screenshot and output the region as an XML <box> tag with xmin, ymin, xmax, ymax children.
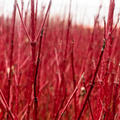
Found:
<box><xmin>7</xmin><ymin>0</ymin><xmax>16</xmax><ymax>119</ymax></box>
<box><xmin>16</xmin><ymin>2</ymin><xmax>32</xmax><ymax>42</ymax></box>
<box><xmin>0</xmin><ymin>90</ymin><xmax>18</xmax><ymax>120</ymax></box>
<box><xmin>58</xmin><ymin>73</ymin><xmax>84</xmax><ymax>120</ymax></box>
<box><xmin>77</xmin><ymin>38</ymin><xmax>106</xmax><ymax>120</ymax></box>
<box><xmin>71</xmin><ymin>40</ymin><xmax>77</xmax><ymax>119</ymax></box>
<box><xmin>33</xmin><ymin>1</ymin><xmax>52</xmax><ymax>120</ymax></box>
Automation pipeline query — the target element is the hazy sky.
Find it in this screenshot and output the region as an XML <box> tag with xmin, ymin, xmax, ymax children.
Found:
<box><xmin>0</xmin><ymin>0</ymin><xmax>120</xmax><ymax>26</ymax></box>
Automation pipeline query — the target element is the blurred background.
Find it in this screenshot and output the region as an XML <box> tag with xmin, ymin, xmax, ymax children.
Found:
<box><xmin>0</xmin><ymin>0</ymin><xmax>120</xmax><ymax>26</ymax></box>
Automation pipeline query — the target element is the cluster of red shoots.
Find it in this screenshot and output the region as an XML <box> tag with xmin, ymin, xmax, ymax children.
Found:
<box><xmin>0</xmin><ymin>0</ymin><xmax>120</xmax><ymax>120</ymax></box>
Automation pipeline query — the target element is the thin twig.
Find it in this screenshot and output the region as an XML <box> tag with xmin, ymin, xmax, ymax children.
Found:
<box><xmin>16</xmin><ymin>2</ymin><xmax>32</xmax><ymax>42</ymax></box>
<box><xmin>58</xmin><ymin>73</ymin><xmax>84</xmax><ymax>120</ymax></box>
<box><xmin>0</xmin><ymin>90</ymin><xmax>18</xmax><ymax>120</ymax></box>
<box><xmin>77</xmin><ymin>38</ymin><xmax>106</xmax><ymax>120</ymax></box>
<box><xmin>33</xmin><ymin>1</ymin><xmax>52</xmax><ymax>120</ymax></box>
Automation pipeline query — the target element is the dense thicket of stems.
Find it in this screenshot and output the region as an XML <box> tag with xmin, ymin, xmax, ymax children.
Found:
<box><xmin>0</xmin><ymin>0</ymin><xmax>120</xmax><ymax>119</ymax></box>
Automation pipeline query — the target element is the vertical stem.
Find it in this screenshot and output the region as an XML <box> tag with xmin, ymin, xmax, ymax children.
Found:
<box><xmin>34</xmin><ymin>29</ymin><xmax>43</xmax><ymax>120</ymax></box>
<box><xmin>100</xmin><ymin>1</ymin><xmax>115</xmax><ymax>119</ymax></box>
<box><xmin>31</xmin><ymin>0</ymin><xmax>37</xmax><ymax>119</ymax></box>
<box><xmin>64</xmin><ymin>0</ymin><xmax>72</xmax><ymax>58</ymax></box>
<box><xmin>35</xmin><ymin>0</ymin><xmax>38</xmax><ymax>30</ymax></box>
<box><xmin>7</xmin><ymin>0</ymin><xmax>16</xmax><ymax>119</ymax></box>
<box><xmin>15</xmin><ymin>0</ymin><xmax>24</xmax><ymax>116</ymax></box>
<box><xmin>71</xmin><ymin>40</ymin><xmax>77</xmax><ymax>119</ymax></box>
<box><xmin>33</xmin><ymin>1</ymin><xmax>51</xmax><ymax>120</ymax></box>
<box><xmin>77</xmin><ymin>39</ymin><xmax>106</xmax><ymax>120</ymax></box>
<box><xmin>31</xmin><ymin>0</ymin><xmax>35</xmax><ymax>41</ymax></box>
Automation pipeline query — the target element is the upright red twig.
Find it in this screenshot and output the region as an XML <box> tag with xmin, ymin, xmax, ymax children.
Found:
<box><xmin>7</xmin><ymin>0</ymin><xmax>16</xmax><ymax>119</ymax></box>
<box><xmin>100</xmin><ymin>0</ymin><xmax>115</xmax><ymax>119</ymax></box>
<box><xmin>71</xmin><ymin>39</ymin><xmax>77</xmax><ymax>119</ymax></box>
<box><xmin>77</xmin><ymin>38</ymin><xmax>106</xmax><ymax>120</ymax></box>
<box><xmin>33</xmin><ymin>1</ymin><xmax>52</xmax><ymax>119</ymax></box>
